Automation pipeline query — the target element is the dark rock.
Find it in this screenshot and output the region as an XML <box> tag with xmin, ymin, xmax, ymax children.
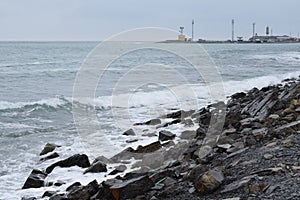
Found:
<box><xmin>42</xmin><ymin>191</ymin><xmax>56</xmax><ymax>198</ymax></box>
<box><xmin>145</xmin><ymin>119</ymin><xmax>161</xmax><ymax>125</ymax></box>
<box><xmin>231</xmin><ymin>92</ymin><xmax>246</xmax><ymax>99</ymax></box>
<box><xmin>21</xmin><ymin>197</ymin><xmax>37</xmax><ymax>200</ymax></box>
<box><xmin>40</xmin><ymin>143</ymin><xmax>60</xmax><ymax>156</ymax></box>
<box><xmin>161</xmin><ymin>119</ymin><xmax>181</xmax><ymax>127</ymax></box>
<box><xmin>123</xmin><ymin>128</ymin><xmax>136</xmax><ymax>136</ymax></box>
<box><xmin>49</xmin><ymin>194</ymin><xmax>68</xmax><ymax>200</ymax></box>
<box><xmin>90</xmin><ymin>183</ymin><xmax>115</xmax><ymax>200</ymax></box>
<box><xmin>22</xmin><ymin>169</ymin><xmax>47</xmax><ymax>189</ymax></box>
<box><xmin>134</xmin><ymin>118</ymin><xmax>161</xmax><ymax>126</ymax></box>
<box><xmin>196</xmin><ymin>126</ymin><xmax>207</xmax><ymax>139</ymax></box>
<box><xmin>46</xmin><ymin>154</ymin><xmax>90</xmax><ymax>174</ymax></box>
<box><xmin>186</xmin><ymin>164</ymin><xmax>209</xmax><ymax>183</ymax></box>
<box><xmin>110</xmin><ymin>176</ymin><xmax>154</xmax><ymax>200</ymax></box>
<box><xmin>194</xmin><ymin>169</ymin><xmax>224</xmax><ymax>194</ymax></box>
<box><xmin>67</xmin><ymin>180</ymin><xmax>99</xmax><ymax>200</ymax></box>
<box><xmin>84</xmin><ymin>161</ymin><xmax>107</xmax><ymax>174</ymax></box>
<box><xmin>54</xmin><ymin>180</ymin><xmax>66</xmax><ymax>186</ymax></box>
<box><xmin>40</xmin><ymin>152</ymin><xmax>59</xmax><ymax>162</ymax></box>
<box><xmin>110</xmin><ymin>142</ymin><xmax>162</xmax><ymax>162</ymax></box>
<box><xmin>92</xmin><ymin>155</ymin><xmax>110</xmax><ymax>165</ymax></box>
<box><xmin>66</xmin><ymin>182</ymin><xmax>81</xmax><ymax>192</ymax></box>
<box><xmin>159</xmin><ymin>130</ymin><xmax>175</xmax><ymax>141</ymax></box>
<box><xmin>135</xmin><ymin>141</ymin><xmax>162</xmax><ymax>153</ymax></box>
<box><xmin>109</xmin><ymin>165</ymin><xmax>127</xmax><ymax>175</ymax></box>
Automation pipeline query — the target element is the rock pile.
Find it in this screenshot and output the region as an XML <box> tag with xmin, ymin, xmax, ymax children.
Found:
<box><xmin>22</xmin><ymin>78</ymin><xmax>300</xmax><ymax>200</ymax></box>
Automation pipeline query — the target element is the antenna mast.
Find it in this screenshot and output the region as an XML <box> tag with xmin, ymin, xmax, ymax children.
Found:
<box><xmin>192</xmin><ymin>19</ymin><xmax>195</xmax><ymax>41</ymax></box>
<box><xmin>232</xmin><ymin>19</ymin><xmax>235</xmax><ymax>42</ymax></box>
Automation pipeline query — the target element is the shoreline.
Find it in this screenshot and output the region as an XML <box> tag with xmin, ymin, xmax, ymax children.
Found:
<box><xmin>21</xmin><ymin>76</ymin><xmax>300</xmax><ymax>200</ymax></box>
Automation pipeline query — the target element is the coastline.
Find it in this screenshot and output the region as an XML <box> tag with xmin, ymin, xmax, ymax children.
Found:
<box><xmin>21</xmin><ymin>76</ymin><xmax>300</xmax><ymax>200</ymax></box>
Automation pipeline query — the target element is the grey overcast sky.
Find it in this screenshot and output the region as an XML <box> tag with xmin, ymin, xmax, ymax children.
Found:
<box><xmin>0</xmin><ymin>0</ymin><xmax>299</xmax><ymax>41</ymax></box>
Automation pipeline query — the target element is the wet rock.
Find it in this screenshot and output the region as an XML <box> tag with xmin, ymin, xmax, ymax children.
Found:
<box><xmin>21</xmin><ymin>197</ymin><xmax>37</xmax><ymax>200</ymax></box>
<box><xmin>158</xmin><ymin>119</ymin><xmax>181</xmax><ymax>128</ymax></box>
<box><xmin>66</xmin><ymin>182</ymin><xmax>81</xmax><ymax>191</ymax></box>
<box><xmin>42</xmin><ymin>191</ymin><xmax>56</xmax><ymax>198</ymax></box>
<box><xmin>92</xmin><ymin>155</ymin><xmax>111</xmax><ymax>165</ymax></box>
<box><xmin>110</xmin><ymin>175</ymin><xmax>154</xmax><ymax>200</ymax></box>
<box><xmin>111</xmin><ymin>142</ymin><xmax>162</xmax><ymax>162</ymax></box>
<box><xmin>123</xmin><ymin>128</ymin><xmax>136</xmax><ymax>136</ymax></box>
<box><xmin>49</xmin><ymin>194</ymin><xmax>68</xmax><ymax>200</ymax></box>
<box><xmin>67</xmin><ymin>180</ymin><xmax>99</xmax><ymax>200</ymax></box>
<box><xmin>194</xmin><ymin>169</ymin><xmax>224</xmax><ymax>194</ymax></box>
<box><xmin>164</xmin><ymin>110</ymin><xmax>195</xmax><ymax>119</ymax></box>
<box><xmin>40</xmin><ymin>143</ymin><xmax>60</xmax><ymax>156</ymax></box>
<box><xmin>22</xmin><ymin>169</ymin><xmax>47</xmax><ymax>189</ymax></box>
<box><xmin>134</xmin><ymin>119</ymin><xmax>161</xmax><ymax>126</ymax></box>
<box><xmin>135</xmin><ymin>141</ymin><xmax>162</xmax><ymax>153</ymax></box>
<box><xmin>109</xmin><ymin>165</ymin><xmax>127</xmax><ymax>175</ymax></box>
<box><xmin>159</xmin><ymin>130</ymin><xmax>175</xmax><ymax>141</ymax></box>
<box><xmin>145</xmin><ymin>119</ymin><xmax>161</xmax><ymax>125</ymax></box>
<box><xmin>84</xmin><ymin>161</ymin><xmax>107</xmax><ymax>174</ymax></box>
<box><xmin>54</xmin><ymin>180</ymin><xmax>66</xmax><ymax>186</ymax></box>
<box><xmin>46</xmin><ymin>154</ymin><xmax>90</xmax><ymax>174</ymax></box>
<box><xmin>40</xmin><ymin>152</ymin><xmax>59</xmax><ymax>162</ymax></box>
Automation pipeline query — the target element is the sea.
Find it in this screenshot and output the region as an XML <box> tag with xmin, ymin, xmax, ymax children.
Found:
<box><xmin>0</xmin><ymin>41</ymin><xmax>300</xmax><ymax>199</ymax></box>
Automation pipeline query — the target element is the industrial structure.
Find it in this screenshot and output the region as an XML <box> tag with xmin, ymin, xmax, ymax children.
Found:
<box><xmin>162</xmin><ymin>19</ymin><xmax>300</xmax><ymax>43</ymax></box>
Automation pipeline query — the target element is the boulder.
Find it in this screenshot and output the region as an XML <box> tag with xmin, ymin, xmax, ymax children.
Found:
<box><xmin>40</xmin><ymin>152</ymin><xmax>59</xmax><ymax>162</ymax></box>
<box><xmin>84</xmin><ymin>161</ymin><xmax>107</xmax><ymax>174</ymax></box>
<box><xmin>22</xmin><ymin>169</ymin><xmax>47</xmax><ymax>189</ymax></box>
<box><xmin>135</xmin><ymin>141</ymin><xmax>162</xmax><ymax>153</ymax></box>
<box><xmin>110</xmin><ymin>176</ymin><xmax>154</xmax><ymax>200</ymax></box>
<box><xmin>159</xmin><ymin>130</ymin><xmax>175</xmax><ymax>141</ymax></box>
<box><xmin>40</xmin><ymin>143</ymin><xmax>60</xmax><ymax>156</ymax></box>
<box><xmin>145</xmin><ymin>119</ymin><xmax>161</xmax><ymax>125</ymax></box>
<box><xmin>67</xmin><ymin>180</ymin><xmax>99</xmax><ymax>200</ymax></box>
<box><xmin>42</xmin><ymin>191</ymin><xmax>56</xmax><ymax>198</ymax></box>
<box><xmin>46</xmin><ymin>154</ymin><xmax>90</xmax><ymax>174</ymax></box>
<box><xmin>49</xmin><ymin>195</ymin><xmax>68</xmax><ymax>200</ymax></box>
<box><xmin>109</xmin><ymin>165</ymin><xmax>127</xmax><ymax>175</ymax></box>
<box><xmin>194</xmin><ymin>169</ymin><xmax>224</xmax><ymax>194</ymax></box>
<box><xmin>122</xmin><ymin>128</ymin><xmax>135</xmax><ymax>136</ymax></box>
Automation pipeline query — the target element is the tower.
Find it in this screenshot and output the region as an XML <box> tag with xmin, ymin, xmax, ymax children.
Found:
<box><xmin>253</xmin><ymin>23</ymin><xmax>256</xmax><ymax>37</ymax></box>
<box><xmin>179</xmin><ymin>27</ymin><xmax>184</xmax><ymax>35</ymax></box>
<box><xmin>178</xmin><ymin>27</ymin><xmax>186</xmax><ymax>41</ymax></box>
<box><xmin>266</xmin><ymin>26</ymin><xmax>270</xmax><ymax>36</ymax></box>
<box><xmin>232</xmin><ymin>19</ymin><xmax>235</xmax><ymax>42</ymax></box>
<box><xmin>192</xmin><ymin>19</ymin><xmax>195</xmax><ymax>41</ymax></box>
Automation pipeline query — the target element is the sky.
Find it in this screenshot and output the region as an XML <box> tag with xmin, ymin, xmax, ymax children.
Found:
<box><xmin>0</xmin><ymin>0</ymin><xmax>299</xmax><ymax>41</ymax></box>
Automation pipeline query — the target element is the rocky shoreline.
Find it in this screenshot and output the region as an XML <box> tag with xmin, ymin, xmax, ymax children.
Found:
<box><xmin>21</xmin><ymin>77</ymin><xmax>300</xmax><ymax>200</ymax></box>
